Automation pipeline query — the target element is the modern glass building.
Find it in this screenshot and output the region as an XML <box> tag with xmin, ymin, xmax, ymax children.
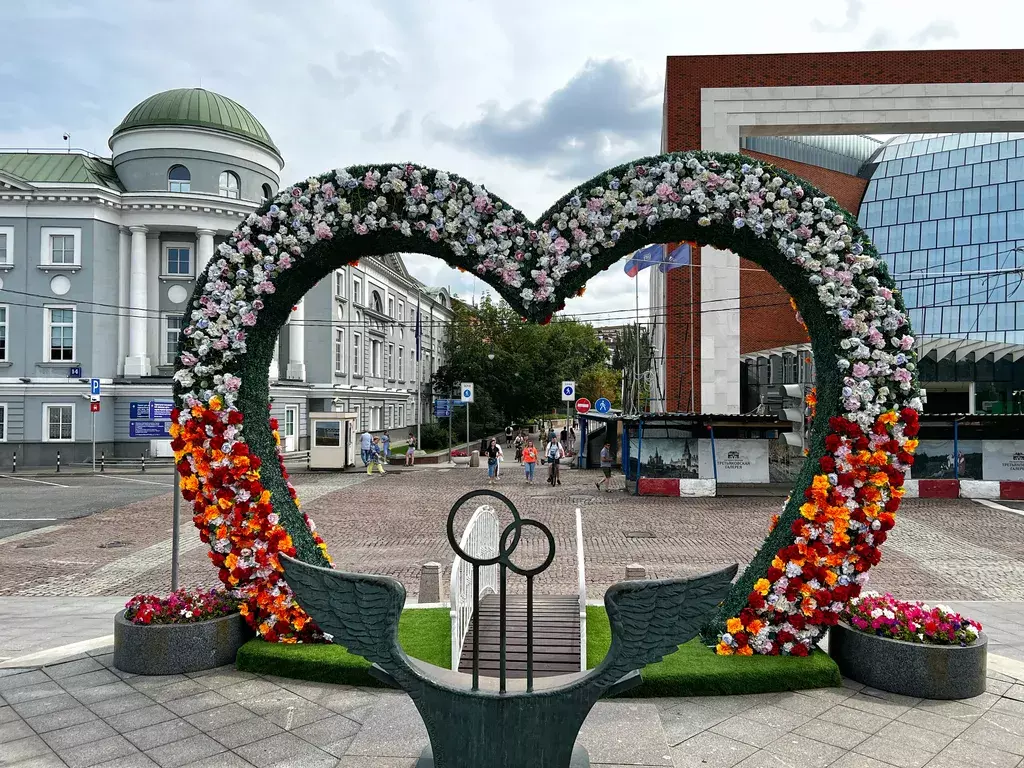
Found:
<box><xmin>857</xmin><ymin>133</ymin><xmax>1024</xmax><ymax>345</ymax></box>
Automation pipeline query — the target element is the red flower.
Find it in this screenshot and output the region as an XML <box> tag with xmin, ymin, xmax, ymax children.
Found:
<box><xmin>791</xmin><ymin>643</ymin><xmax>809</xmax><ymax>657</ymax></box>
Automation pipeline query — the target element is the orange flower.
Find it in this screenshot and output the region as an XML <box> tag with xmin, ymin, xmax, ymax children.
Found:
<box><xmin>754</xmin><ymin>578</ymin><xmax>771</xmax><ymax>596</ymax></box>
<box><xmin>736</xmin><ymin>646</ymin><xmax>754</xmax><ymax>656</ymax></box>
<box><xmin>715</xmin><ymin>642</ymin><xmax>734</xmax><ymax>656</ymax></box>
<box><xmin>726</xmin><ymin>617</ymin><xmax>744</xmax><ymax>634</ymax></box>
<box><xmin>878</xmin><ymin>411</ymin><xmax>898</xmax><ymax>426</ymax></box>
<box><xmin>747</xmin><ymin>619</ymin><xmax>764</xmax><ymax>635</ymax></box>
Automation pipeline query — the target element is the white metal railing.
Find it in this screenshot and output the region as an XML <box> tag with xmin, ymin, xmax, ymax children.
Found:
<box><xmin>575</xmin><ymin>506</ymin><xmax>587</xmax><ymax>671</ymax></box>
<box><xmin>449</xmin><ymin>504</ymin><xmax>501</xmax><ymax>670</ymax></box>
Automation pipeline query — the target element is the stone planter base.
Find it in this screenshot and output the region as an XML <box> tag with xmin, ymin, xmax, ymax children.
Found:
<box><xmin>113</xmin><ymin>610</ymin><xmax>253</xmax><ymax>675</ymax></box>
<box><xmin>828</xmin><ymin>622</ymin><xmax>987</xmax><ymax>700</ymax></box>
<box><xmin>452</xmin><ymin>456</ymin><xmax>470</xmax><ymax>465</ymax></box>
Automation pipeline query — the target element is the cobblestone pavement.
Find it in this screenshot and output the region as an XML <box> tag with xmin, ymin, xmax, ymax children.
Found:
<box><xmin>3</xmin><ymin>466</ymin><xmax>1024</xmax><ymax>605</ymax></box>
<box><xmin>0</xmin><ymin>645</ymin><xmax>1022</xmax><ymax>768</ymax></box>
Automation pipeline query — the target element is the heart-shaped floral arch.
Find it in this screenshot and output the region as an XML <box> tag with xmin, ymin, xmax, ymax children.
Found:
<box><xmin>171</xmin><ymin>152</ymin><xmax>921</xmax><ymax>655</ymax></box>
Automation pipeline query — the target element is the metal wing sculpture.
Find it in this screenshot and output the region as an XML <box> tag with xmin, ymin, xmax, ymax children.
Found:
<box><xmin>280</xmin><ymin>491</ymin><xmax>737</xmax><ymax>768</ymax></box>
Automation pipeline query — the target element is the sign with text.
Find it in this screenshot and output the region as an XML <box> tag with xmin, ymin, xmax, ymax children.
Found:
<box><xmin>461</xmin><ymin>382</ymin><xmax>474</xmax><ymax>403</ymax></box>
<box><xmin>68</xmin><ymin>366</ymin><xmax>82</xmax><ymax>378</ymax></box>
<box><xmin>130</xmin><ymin>401</ymin><xmax>175</xmax><ymax>420</ymax></box>
<box><xmin>697</xmin><ymin>439</ymin><xmax>770</xmax><ymax>483</ymax></box>
<box><xmin>982</xmin><ymin>440</ymin><xmax>1024</xmax><ymax>481</ymax></box>
<box><xmin>90</xmin><ymin>378</ymin><xmax>101</xmax><ymax>396</ymax></box>
<box><xmin>129</xmin><ymin>421</ymin><xmax>173</xmax><ymax>439</ymax></box>
<box><xmin>561</xmin><ymin>381</ymin><xmax>575</xmax><ymax>401</ymax></box>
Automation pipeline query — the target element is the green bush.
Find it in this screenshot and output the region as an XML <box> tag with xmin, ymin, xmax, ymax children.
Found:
<box><xmin>419</xmin><ymin>423</ymin><xmax>449</xmax><ymax>451</ymax></box>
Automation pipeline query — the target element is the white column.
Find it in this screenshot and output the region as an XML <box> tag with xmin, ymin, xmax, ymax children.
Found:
<box><xmin>116</xmin><ymin>227</ymin><xmax>130</xmax><ymax>376</ymax></box>
<box><xmin>269</xmin><ymin>332</ymin><xmax>280</xmax><ymax>381</ymax></box>
<box><xmin>124</xmin><ymin>226</ymin><xmax>151</xmax><ymax>377</ymax></box>
<box><xmin>287</xmin><ymin>299</ymin><xmax>306</xmax><ymax>381</ymax></box>
<box><xmin>196</xmin><ymin>229</ymin><xmax>215</xmax><ymax>278</ymax></box>
<box><xmin>700</xmin><ymin>123</ymin><xmax>742</xmax><ymax>414</ymax></box>
<box><xmin>146</xmin><ymin>232</ymin><xmax>160</xmax><ymax>371</ymax></box>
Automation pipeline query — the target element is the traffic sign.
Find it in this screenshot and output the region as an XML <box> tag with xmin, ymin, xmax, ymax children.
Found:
<box><xmin>561</xmin><ymin>381</ymin><xmax>576</xmax><ymax>401</ymax></box>
<box><xmin>461</xmin><ymin>382</ymin><xmax>474</xmax><ymax>403</ymax></box>
<box><xmin>90</xmin><ymin>401</ymin><xmax>100</xmax><ymax>413</ymax></box>
<box><xmin>434</xmin><ymin>399</ymin><xmax>451</xmax><ymax>418</ymax></box>
<box><xmin>90</xmin><ymin>394</ymin><xmax>100</xmax><ymax>403</ymax></box>
<box><xmin>575</xmin><ymin>398</ymin><xmax>592</xmax><ymax>414</ymax></box>
<box><xmin>69</xmin><ymin>366</ymin><xmax>82</xmax><ymax>378</ymax></box>
<box><xmin>90</xmin><ymin>378</ymin><xmax>101</xmax><ymax>396</ymax></box>
<box><xmin>594</xmin><ymin>397</ymin><xmax>612</xmax><ymax>414</ymax></box>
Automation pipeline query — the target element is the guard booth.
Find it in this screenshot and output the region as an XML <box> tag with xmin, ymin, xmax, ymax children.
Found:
<box><xmin>308</xmin><ymin>411</ymin><xmax>358</xmax><ymax>470</ymax></box>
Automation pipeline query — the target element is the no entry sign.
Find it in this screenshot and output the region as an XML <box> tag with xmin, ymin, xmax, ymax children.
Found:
<box><xmin>575</xmin><ymin>398</ymin><xmax>591</xmax><ymax>414</ymax></box>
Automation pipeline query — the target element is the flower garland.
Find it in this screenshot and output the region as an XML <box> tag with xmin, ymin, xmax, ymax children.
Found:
<box><xmin>172</xmin><ymin>152</ymin><xmax>921</xmax><ymax>647</ymax></box>
<box><xmin>843</xmin><ymin>593</ymin><xmax>981</xmax><ymax>646</ymax></box>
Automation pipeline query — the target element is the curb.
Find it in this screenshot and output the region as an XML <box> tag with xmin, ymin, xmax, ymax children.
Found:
<box><xmin>904</xmin><ymin>479</ymin><xmax>1024</xmax><ymax>500</ymax></box>
<box><xmin>637</xmin><ymin>478</ymin><xmax>717</xmax><ymax>497</ymax></box>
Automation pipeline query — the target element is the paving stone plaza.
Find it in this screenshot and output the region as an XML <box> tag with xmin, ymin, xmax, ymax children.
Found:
<box><xmin>1</xmin><ymin>466</ymin><xmax>1024</xmax><ymax>766</ymax></box>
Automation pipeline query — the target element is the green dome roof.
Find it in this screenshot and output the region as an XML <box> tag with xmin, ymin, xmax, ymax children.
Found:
<box><xmin>112</xmin><ymin>88</ymin><xmax>278</xmax><ymax>153</ymax></box>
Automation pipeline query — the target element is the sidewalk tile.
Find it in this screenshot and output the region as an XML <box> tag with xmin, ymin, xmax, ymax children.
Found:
<box><xmin>923</xmin><ymin>736</ymin><xmax>1022</xmax><ymax>767</ymax></box>
<box><xmin>91</xmin><ymin>754</ymin><xmax>158</xmax><ymax>767</ymax></box>
<box><xmin>26</xmin><ymin>704</ymin><xmax>98</xmax><ymax>734</ymax></box>
<box><xmin>205</xmin><ymin>717</ymin><xmax>283</xmax><ymax>749</ymax></box>
<box><xmin>235</xmin><ymin>732</ymin><xmax>336</xmax><ymax>768</ymax></box>
<box><xmin>4</xmin><ymin>682</ymin><xmax>64</xmax><ymax>705</ymax></box>
<box><xmin>59</xmin><ymin>669</ymin><xmax>121</xmax><ymax>691</ymax></box>
<box><xmin>670</xmin><ymin>731</ymin><xmax>758</xmax><ymax>768</ymax></box>
<box><xmin>4</xmin><ymin>755</ymin><xmax>68</xmax><ymax>768</ymax></box>
<box><xmin>11</xmin><ymin>692</ymin><xmax>79</xmax><ymax>718</ymax></box>
<box><xmin>842</xmin><ymin>691</ymin><xmax>916</xmax><ymax>719</ymax></box>
<box><xmin>710</xmin><ymin>715</ymin><xmax>782</xmax><ymax>748</ymax></box>
<box><xmin>42</xmin><ymin>719</ymin><xmax>117</xmax><ymax>751</ymax></box>
<box><xmin>72</xmin><ymin>682</ymin><xmax>136</xmax><ymax>705</ymax></box>
<box><xmin>576</xmin><ymin>701</ymin><xmax>673</xmax><ymax>766</ymax></box>
<box><xmin>0</xmin><ymin>670</ymin><xmax>48</xmax><ymax>692</ymax></box>
<box><xmin>0</xmin><ymin>735</ymin><xmax>56</xmax><ymax>764</ymax></box>
<box><xmin>896</xmin><ymin>706</ymin><xmax>973</xmax><ymax>737</ymax></box>
<box><xmin>344</xmin><ymin>696</ymin><xmax>428</xmax><ymax>759</ymax></box>
<box><xmin>146</xmin><ymin>680</ymin><xmax>208</xmax><ymax>704</ymax></box>
<box><xmin>659</xmin><ymin>700</ymin><xmax>734</xmax><ymax>747</ymax></box>
<box><xmin>124</xmin><ymin>720</ymin><xmax>201</xmax><ymax>752</ymax></box>
<box><xmin>762</xmin><ymin>733</ymin><xmax>845</xmax><ymax>768</ymax></box>
<box><xmin>89</xmin><ymin>693</ymin><xmax>158</xmax><ymax>719</ymax></box>
<box><xmin>144</xmin><ymin>734</ymin><xmax>225</xmax><ymax>768</ymax></box>
<box><xmin>318</xmin><ymin>688</ymin><xmax>379</xmax><ymax>715</ymax></box>
<box><xmin>792</xmin><ymin>718</ymin><xmax>870</xmax><ymax>750</ymax></box>
<box><xmin>179</xmin><ymin>753</ymin><xmax>256</xmax><ymax>768</ymax></box>
<box><xmin>961</xmin><ymin>711</ymin><xmax>1024</xmax><ymax>756</ymax></box>
<box><xmin>55</xmin><ymin>734</ymin><xmax>140</xmax><ymax>768</ymax></box>
<box><xmin>261</xmin><ymin>700</ymin><xmax>333</xmax><ymax>731</ymax></box>
<box><xmin>816</xmin><ymin>703</ymin><xmax>892</xmax><ymax>734</ymax></box>
<box><xmin>43</xmin><ymin>657</ymin><xmax>107</xmax><ymax>680</ymax></box>
<box><xmin>290</xmin><ymin>714</ymin><xmax>361</xmax><ymax>749</ymax></box>
<box><xmin>182</xmin><ymin>703</ymin><xmax>254</xmax><ymax>732</ymax></box>
<box><xmin>163</xmin><ymin>691</ymin><xmax>232</xmax><ymax>717</ymax></box>
<box><xmin>828</xmin><ymin>754</ymin><xmax>900</xmax><ymax>768</ymax></box>
<box><xmin>0</xmin><ymin>719</ymin><xmax>35</xmax><ymax>744</ymax></box>
<box><xmin>105</xmin><ymin>704</ymin><xmax>177</xmax><ymax>733</ymax></box>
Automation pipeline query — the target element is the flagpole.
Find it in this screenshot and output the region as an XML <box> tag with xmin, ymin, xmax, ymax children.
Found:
<box><xmin>415</xmin><ymin>289</ymin><xmax>422</xmax><ymax>452</ymax></box>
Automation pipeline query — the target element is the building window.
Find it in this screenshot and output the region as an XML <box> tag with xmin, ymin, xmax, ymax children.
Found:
<box><xmin>386</xmin><ymin>343</ymin><xmax>394</xmax><ymax>378</ymax></box>
<box><xmin>335</xmin><ymin>270</ymin><xmax>346</xmax><ymax>299</ymax></box>
<box><xmin>783</xmin><ymin>354</ymin><xmax>799</xmax><ymax>384</ymax></box>
<box><xmin>44</xmin><ymin>404</ymin><xmax>74</xmax><ymax>442</ymax></box>
<box><xmin>370</xmin><ymin>340</ymin><xmax>382</xmax><ymax>377</ymax></box>
<box><xmin>396</xmin><ymin>404</ymin><xmax>404</xmax><ymax>427</ymax></box>
<box><xmin>334</xmin><ymin>328</ymin><xmax>345</xmax><ymax>373</ymax></box>
<box><xmin>0</xmin><ymin>227</ymin><xmax>12</xmax><ymax>265</ymax></box>
<box><xmin>372</xmin><ymin>290</ymin><xmax>384</xmax><ymax>314</ymax></box>
<box><xmin>262</xmin><ymin>183</ymin><xmax>273</xmax><ymax>201</ymax></box>
<box><xmin>165</xmin><ymin>245</ymin><xmax>192</xmax><ymax>276</ymax></box>
<box><xmin>164</xmin><ymin>315</ymin><xmax>183</xmax><ymax>365</ymax></box>
<box><xmin>40</xmin><ymin>228</ymin><xmax>80</xmax><ymax>266</ymax></box>
<box><xmin>398</xmin><ymin>346</ymin><xmax>404</xmax><ymax>380</ymax></box>
<box><xmin>387</xmin><ymin>297</ymin><xmax>394</xmax><ymax>318</ymax></box>
<box><xmin>168</xmin><ymin>164</ymin><xmax>191</xmax><ymax>193</ymax></box>
<box><xmin>370</xmin><ymin>406</ymin><xmax>383</xmax><ymax>431</ymax></box>
<box><xmin>314</xmin><ymin>420</ymin><xmax>341</xmax><ymax>447</ymax></box>
<box><xmin>0</xmin><ymin>305</ymin><xmax>6</xmax><ymax>361</ymax></box>
<box><xmin>0</xmin><ymin>403</ymin><xmax>6</xmax><ymax>441</ymax></box>
<box><xmin>353</xmin><ymin>278</ymin><xmax>362</xmax><ymax>305</ymax></box>
<box><xmin>46</xmin><ymin>307</ymin><xmax>75</xmax><ymax>361</ymax></box>
<box><xmin>352</xmin><ymin>332</ymin><xmax>361</xmax><ymax>375</ymax></box>
<box><xmin>219</xmin><ymin>171</ymin><xmax>240</xmax><ymax>199</ymax></box>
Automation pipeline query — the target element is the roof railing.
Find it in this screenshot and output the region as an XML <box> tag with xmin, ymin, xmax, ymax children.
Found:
<box><xmin>0</xmin><ymin>147</ymin><xmax>109</xmax><ymax>159</ymax></box>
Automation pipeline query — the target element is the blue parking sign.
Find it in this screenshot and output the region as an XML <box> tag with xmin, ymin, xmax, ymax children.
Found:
<box><xmin>90</xmin><ymin>378</ymin><xmax>101</xmax><ymax>396</ymax></box>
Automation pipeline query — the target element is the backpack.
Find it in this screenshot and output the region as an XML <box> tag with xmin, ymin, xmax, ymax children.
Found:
<box><xmin>548</xmin><ymin>442</ymin><xmax>560</xmax><ymax>460</ymax></box>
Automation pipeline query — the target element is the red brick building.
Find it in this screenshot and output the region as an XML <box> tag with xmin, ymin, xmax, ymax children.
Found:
<box><xmin>655</xmin><ymin>49</ymin><xmax>1024</xmax><ymax>414</ymax></box>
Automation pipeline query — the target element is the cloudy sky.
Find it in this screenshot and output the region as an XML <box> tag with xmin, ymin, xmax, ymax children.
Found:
<box><xmin>0</xmin><ymin>0</ymin><xmax>1015</xmax><ymax>325</ymax></box>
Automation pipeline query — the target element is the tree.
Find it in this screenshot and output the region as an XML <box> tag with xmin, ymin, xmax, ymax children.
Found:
<box><xmin>433</xmin><ymin>295</ymin><xmax>611</xmax><ymax>427</ymax></box>
<box><xmin>612</xmin><ymin>325</ymin><xmax>654</xmax><ymax>412</ymax></box>
<box><xmin>578</xmin><ymin>366</ymin><xmax>621</xmax><ymax>407</ymax></box>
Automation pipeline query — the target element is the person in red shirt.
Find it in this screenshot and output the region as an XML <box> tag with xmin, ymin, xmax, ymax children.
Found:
<box><xmin>522</xmin><ymin>440</ymin><xmax>538</xmax><ymax>484</ymax></box>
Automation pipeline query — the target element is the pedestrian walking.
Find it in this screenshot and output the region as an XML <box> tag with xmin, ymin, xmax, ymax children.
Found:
<box><xmin>514</xmin><ymin>433</ymin><xmax>524</xmax><ymax>463</ymax></box>
<box><xmin>366</xmin><ymin>438</ymin><xmax>386</xmax><ymax>476</ymax></box>
<box><xmin>523</xmin><ymin>440</ymin><xmax>537</xmax><ymax>483</ymax></box>
<box><xmin>546</xmin><ymin>435</ymin><xmax>564</xmax><ymax>486</ymax></box>
<box><xmin>405</xmin><ymin>432</ymin><xmax>416</xmax><ymax>466</ymax></box>
<box><xmin>548</xmin><ymin>423</ymin><xmax>556</xmax><ymax>442</ymax></box>
<box><xmin>568</xmin><ymin>425</ymin><xmax>576</xmax><ymax>453</ymax></box>
<box><xmin>382</xmin><ymin>432</ymin><xmax>391</xmax><ymax>459</ymax></box>
<box><xmin>495</xmin><ymin>441</ymin><xmax>504</xmax><ymax>478</ymax></box>
<box><xmin>360</xmin><ymin>429</ymin><xmax>372</xmax><ymax>466</ymax></box>
<box><xmin>505</xmin><ymin>425</ymin><xmax>514</xmax><ymax>448</ymax></box>
<box><xmin>596</xmin><ymin>443</ymin><xmax>615</xmax><ymax>492</ymax></box>
<box><xmin>486</xmin><ymin>438</ymin><xmax>501</xmax><ymax>483</ymax></box>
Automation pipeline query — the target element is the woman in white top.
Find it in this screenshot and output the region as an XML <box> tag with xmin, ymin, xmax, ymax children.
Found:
<box><xmin>546</xmin><ymin>438</ymin><xmax>564</xmax><ymax>486</ymax></box>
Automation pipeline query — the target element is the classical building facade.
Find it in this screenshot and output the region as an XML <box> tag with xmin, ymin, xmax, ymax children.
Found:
<box><xmin>0</xmin><ymin>88</ymin><xmax>450</xmax><ymax>466</ymax></box>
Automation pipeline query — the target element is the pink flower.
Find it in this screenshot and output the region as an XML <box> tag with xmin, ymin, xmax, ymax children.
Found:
<box><xmin>655</xmin><ymin>182</ymin><xmax>672</xmax><ymax>199</ymax></box>
<box><xmin>241</xmin><ymin>312</ymin><xmax>257</xmax><ymax>326</ymax></box>
<box><xmin>852</xmin><ymin>362</ymin><xmax>871</xmax><ymax>379</ymax></box>
<box><xmin>552</xmin><ymin>237</ymin><xmax>570</xmax><ymax>255</ymax></box>
<box><xmin>363</xmin><ymin>172</ymin><xmax>377</xmax><ymax>189</ymax></box>
<box><xmin>410</xmin><ymin>184</ymin><xmax>428</xmax><ymax>199</ymax></box>
<box><xmin>314</xmin><ymin>222</ymin><xmax>332</xmax><ymax>240</ymax></box>
<box><xmin>893</xmin><ymin>368</ymin><xmax>912</xmax><ymax>383</ymax></box>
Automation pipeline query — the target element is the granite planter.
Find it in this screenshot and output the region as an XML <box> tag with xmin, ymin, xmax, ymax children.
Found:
<box><xmin>452</xmin><ymin>456</ymin><xmax>470</xmax><ymax>466</ymax></box>
<box><xmin>113</xmin><ymin>610</ymin><xmax>253</xmax><ymax>675</ymax></box>
<box><xmin>828</xmin><ymin>622</ymin><xmax>987</xmax><ymax>700</ymax></box>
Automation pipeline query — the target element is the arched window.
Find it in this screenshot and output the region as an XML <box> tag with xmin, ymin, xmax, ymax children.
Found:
<box><xmin>219</xmin><ymin>171</ymin><xmax>240</xmax><ymax>199</ymax></box>
<box><xmin>372</xmin><ymin>290</ymin><xmax>383</xmax><ymax>314</ymax></box>
<box><xmin>167</xmin><ymin>165</ymin><xmax>190</xmax><ymax>193</ymax></box>
<box><xmin>261</xmin><ymin>183</ymin><xmax>273</xmax><ymax>201</ymax></box>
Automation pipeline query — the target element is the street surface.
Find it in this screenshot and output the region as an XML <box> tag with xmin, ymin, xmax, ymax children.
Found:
<box><xmin>2</xmin><ymin>465</ymin><xmax>1024</xmax><ymax>609</ymax></box>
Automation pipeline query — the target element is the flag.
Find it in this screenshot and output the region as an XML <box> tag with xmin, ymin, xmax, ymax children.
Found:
<box><xmin>623</xmin><ymin>244</ymin><xmax>664</xmax><ymax>277</ymax></box>
<box><xmin>658</xmin><ymin>242</ymin><xmax>693</xmax><ymax>273</ymax></box>
<box><xmin>415</xmin><ymin>298</ymin><xmax>422</xmax><ymax>362</ymax></box>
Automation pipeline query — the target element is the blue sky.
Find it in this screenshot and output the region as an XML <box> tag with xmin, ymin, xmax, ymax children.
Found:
<box><xmin>0</xmin><ymin>0</ymin><xmax>1011</xmax><ymax>324</ymax></box>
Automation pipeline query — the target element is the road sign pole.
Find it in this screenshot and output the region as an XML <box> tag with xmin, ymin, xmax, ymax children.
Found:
<box><xmin>171</xmin><ymin>471</ymin><xmax>180</xmax><ymax>592</ymax></box>
<box><xmin>91</xmin><ymin>410</ymin><xmax>96</xmax><ymax>473</ymax></box>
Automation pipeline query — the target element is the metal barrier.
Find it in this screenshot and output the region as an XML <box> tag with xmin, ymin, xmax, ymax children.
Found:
<box><xmin>449</xmin><ymin>503</ymin><xmax>500</xmax><ymax>672</ymax></box>
<box><xmin>575</xmin><ymin>507</ymin><xmax>587</xmax><ymax>672</ymax></box>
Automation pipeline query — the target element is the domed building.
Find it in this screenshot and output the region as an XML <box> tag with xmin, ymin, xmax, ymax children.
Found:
<box><xmin>0</xmin><ymin>88</ymin><xmax>451</xmax><ymax>466</ymax></box>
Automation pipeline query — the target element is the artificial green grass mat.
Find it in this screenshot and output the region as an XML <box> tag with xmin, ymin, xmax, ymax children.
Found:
<box><xmin>237</xmin><ymin>604</ymin><xmax>840</xmax><ymax>695</ymax></box>
<box><xmin>236</xmin><ymin>607</ymin><xmax>451</xmax><ymax>687</ymax></box>
<box><xmin>585</xmin><ymin>605</ymin><xmax>841</xmax><ymax>697</ymax></box>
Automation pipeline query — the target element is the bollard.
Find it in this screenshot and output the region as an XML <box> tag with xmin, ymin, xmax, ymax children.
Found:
<box><xmin>100</xmin><ymin>451</ymin><xmax>105</xmax><ymax>473</ymax></box>
<box><xmin>418</xmin><ymin>562</ymin><xmax>442</xmax><ymax>604</ymax></box>
<box><xmin>11</xmin><ymin>451</ymin><xmax>15</xmax><ymax>473</ymax></box>
<box><xmin>625</xmin><ymin>563</ymin><xmax>646</xmax><ymax>580</ymax></box>
<box><xmin>141</xmin><ymin>453</ymin><xmax>146</xmax><ymax>473</ymax></box>
<box><xmin>56</xmin><ymin>451</ymin><xmax>61</xmax><ymax>473</ymax></box>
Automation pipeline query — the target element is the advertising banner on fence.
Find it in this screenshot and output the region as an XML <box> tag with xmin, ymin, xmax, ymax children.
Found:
<box><xmin>698</xmin><ymin>439</ymin><xmax>770</xmax><ymax>483</ymax></box>
<box><xmin>910</xmin><ymin>440</ymin><xmax>983</xmax><ymax>479</ymax></box>
<box><xmin>981</xmin><ymin>440</ymin><xmax>1024</xmax><ymax>481</ymax></box>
